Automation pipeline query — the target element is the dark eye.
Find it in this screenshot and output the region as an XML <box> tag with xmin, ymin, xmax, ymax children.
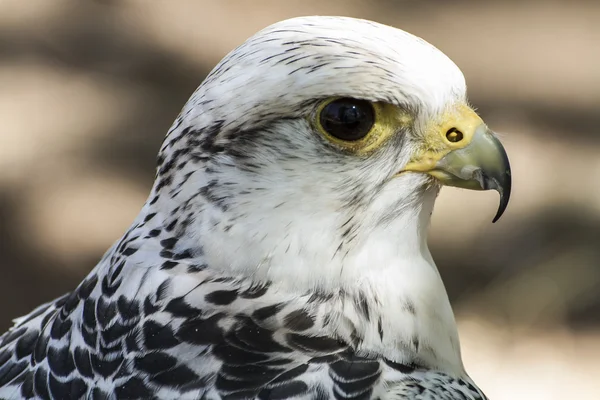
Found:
<box><xmin>319</xmin><ymin>98</ymin><xmax>375</xmax><ymax>141</ymax></box>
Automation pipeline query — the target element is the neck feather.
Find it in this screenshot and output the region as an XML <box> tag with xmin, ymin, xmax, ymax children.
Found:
<box><xmin>123</xmin><ymin>177</ymin><xmax>465</xmax><ymax>375</ymax></box>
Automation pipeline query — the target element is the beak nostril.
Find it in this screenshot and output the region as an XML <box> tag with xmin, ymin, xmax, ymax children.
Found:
<box><xmin>446</xmin><ymin>128</ymin><xmax>463</xmax><ymax>143</ymax></box>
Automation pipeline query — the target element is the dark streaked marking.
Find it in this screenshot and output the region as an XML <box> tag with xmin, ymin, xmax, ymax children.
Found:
<box><xmin>205</xmin><ymin>289</ymin><xmax>239</xmax><ymax>306</ymax></box>
<box><xmin>33</xmin><ymin>367</ymin><xmax>50</xmax><ymax>400</ymax></box>
<box><xmin>329</xmin><ymin>356</ymin><xmax>380</xmax><ymax>381</ymax></box>
<box><xmin>125</xmin><ymin>329</ymin><xmax>141</xmax><ymax>353</ymax></box>
<box><xmin>40</xmin><ymin>310</ymin><xmax>56</xmax><ymax>331</ymax></box>
<box><xmin>403</xmin><ymin>299</ymin><xmax>416</xmax><ymax>315</ymax></box>
<box><xmin>33</xmin><ymin>332</ymin><xmax>50</xmax><ymax>364</ymax></box>
<box><xmin>384</xmin><ymin>358</ymin><xmax>416</xmax><ymax>374</ymax></box>
<box><xmin>48</xmin><ymin>374</ymin><xmax>87</xmax><ymax>400</ymax></box>
<box><xmin>0</xmin><ymin>360</ymin><xmax>27</xmax><ymax>386</ymax></box>
<box><xmin>61</xmin><ymin>292</ymin><xmax>79</xmax><ymax>315</ymax></box>
<box><xmin>90</xmin><ymin>352</ymin><xmax>123</xmax><ymax>377</ymax></box>
<box><xmin>150</xmin><ymin>364</ymin><xmax>200</xmax><ymax>387</ymax></box>
<box><xmin>160</xmin><ymin>237</ymin><xmax>178</xmax><ymax>250</ymax></box>
<box><xmin>411</xmin><ymin>335</ymin><xmax>420</xmax><ymax>351</ymax></box>
<box><xmin>109</xmin><ymin>260</ymin><xmax>126</xmax><ymax>283</ymax></box>
<box><xmin>101</xmin><ymin>275</ymin><xmax>120</xmax><ymax>297</ymax></box>
<box><xmin>91</xmin><ymin>388</ymin><xmax>111</xmax><ymax>400</ymax></box>
<box><xmin>219</xmin><ymin>363</ymin><xmax>284</xmax><ymax>386</ymax></box>
<box><xmin>96</xmin><ymin>297</ymin><xmax>117</xmax><ymax>328</ymax></box>
<box><xmin>232</xmin><ymin>317</ymin><xmax>291</xmax><ymax>353</ymax></box>
<box><xmin>239</xmin><ymin>283</ymin><xmax>270</xmax><ymax>299</ymax></box>
<box><xmin>115</xmin><ymin>377</ymin><xmax>152</xmax><ymax>399</ymax></box>
<box><xmin>116</xmin><ymin>296</ymin><xmax>141</xmax><ymax>321</ymax></box>
<box><xmin>212</xmin><ymin>341</ymin><xmax>270</xmax><ymax>364</ymax></box>
<box><xmin>0</xmin><ymin>327</ymin><xmax>27</xmax><ymax>347</ymax></box>
<box><xmin>148</xmin><ymin>228</ymin><xmax>161</xmax><ymax>237</ymax></box>
<box><xmin>49</xmin><ymin>317</ymin><xmax>72</xmax><ymax>340</ymax></box>
<box><xmin>160</xmin><ymin>250</ymin><xmax>174</xmax><ymax>259</ymax></box>
<box><xmin>216</xmin><ymin>369</ymin><xmax>276</xmax><ymax>393</ymax></box>
<box><xmin>287</xmin><ymin>333</ymin><xmax>345</xmax><ymax>354</ymax></box>
<box><xmin>260</xmin><ymin>380</ymin><xmax>309</xmax><ymax>400</ymax></box>
<box><xmin>174</xmin><ymin>249</ymin><xmax>194</xmax><ymax>260</ymax></box>
<box><xmin>77</xmin><ymin>275</ymin><xmax>98</xmax><ymax>299</ymax></box>
<box><xmin>165</xmin><ymin>297</ymin><xmax>201</xmax><ymax>319</ymax></box>
<box><xmin>161</xmin><ymin>260</ymin><xmax>178</xmax><ymax>270</ymax></box>
<box><xmin>269</xmin><ymin>363</ymin><xmax>309</xmax><ymax>384</ymax></box>
<box><xmin>165</xmin><ymin>219</ymin><xmax>178</xmax><ymax>232</ymax></box>
<box><xmin>143</xmin><ymin>212</ymin><xmax>157</xmax><ymax>223</ymax></box>
<box><xmin>20</xmin><ymin>371</ymin><xmax>34</xmax><ymax>398</ymax></box>
<box><xmin>134</xmin><ymin>352</ymin><xmax>177</xmax><ymax>374</ymax></box>
<box><xmin>121</xmin><ymin>247</ymin><xmax>138</xmax><ymax>256</ymax></box>
<box><xmin>81</xmin><ymin>328</ymin><xmax>97</xmax><ymax>349</ymax></box>
<box><xmin>100</xmin><ymin>321</ymin><xmax>130</xmax><ymax>344</ymax></box>
<box><xmin>177</xmin><ymin>314</ymin><xmax>223</xmax><ymax>345</ymax></box>
<box><xmin>73</xmin><ymin>347</ymin><xmax>94</xmax><ymax>378</ymax></box>
<box><xmin>0</xmin><ymin>351</ymin><xmax>10</xmax><ymax>368</ymax></box>
<box><xmin>143</xmin><ymin>320</ymin><xmax>179</xmax><ymax>350</ymax></box>
<box><xmin>253</xmin><ymin>303</ymin><xmax>285</xmax><ymax>321</ymax></box>
<box><xmin>283</xmin><ymin>309</ymin><xmax>315</xmax><ymax>331</ymax></box>
<box><xmin>15</xmin><ymin>329</ymin><xmax>39</xmax><ymax>359</ymax></box>
<box><xmin>187</xmin><ymin>264</ymin><xmax>207</xmax><ymax>273</ymax></box>
<box><xmin>82</xmin><ymin>299</ymin><xmax>96</xmax><ymax>328</ymax></box>
<box><xmin>155</xmin><ymin>279</ymin><xmax>171</xmax><ymax>301</ymax></box>
<box><xmin>143</xmin><ymin>298</ymin><xmax>160</xmax><ymax>315</ymax></box>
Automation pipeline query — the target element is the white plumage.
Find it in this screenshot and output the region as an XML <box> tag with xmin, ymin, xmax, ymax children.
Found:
<box><xmin>0</xmin><ymin>16</ymin><xmax>510</xmax><ymax>399</ymax></box>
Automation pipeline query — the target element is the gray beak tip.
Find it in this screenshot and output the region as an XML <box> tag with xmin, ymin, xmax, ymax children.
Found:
<box><xmin>491</xmin><ymin>171</ymin><xmax>512</xmax><ymax>223</ymax></box>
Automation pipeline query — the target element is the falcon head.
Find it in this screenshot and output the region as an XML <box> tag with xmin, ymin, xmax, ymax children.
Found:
<box><xmin>153</xmin><ymin>16</ymin><xmax>510</xmax><ymax>287</ymax></box>
<box><xmin>149</xmin><ymin>17</ymin><xmax>510</xmax><ymax>368</ymax></box>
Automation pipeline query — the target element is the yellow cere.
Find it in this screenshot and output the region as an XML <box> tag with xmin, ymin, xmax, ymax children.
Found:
<box><xmin>403</xmin><ymin>104</ymin><xmax>484</xmax><ymax>173</ymax></box>
<box><xmin>314</xmin><ymin>98</ymin><xmax>413</xmax><ymax>155</ymax></box>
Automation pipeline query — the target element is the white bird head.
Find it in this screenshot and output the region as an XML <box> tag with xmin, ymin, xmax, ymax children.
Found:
<box><xmin>141</xmin><ymin>16</ymin><xmax>511</xmax><ymax>373</ymax></box>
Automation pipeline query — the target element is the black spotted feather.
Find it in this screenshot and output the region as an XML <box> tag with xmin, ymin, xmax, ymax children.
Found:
<box><xmin>0</xmin><ymin>16</ymin><xmax>489</xmax><ymax>400</ymax></box>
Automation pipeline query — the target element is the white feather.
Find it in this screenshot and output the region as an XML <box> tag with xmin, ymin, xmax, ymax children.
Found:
<box><xmin>147</xmin><ymin>16</ymin><xmax>470</xmax><ymax>376</ymax></box>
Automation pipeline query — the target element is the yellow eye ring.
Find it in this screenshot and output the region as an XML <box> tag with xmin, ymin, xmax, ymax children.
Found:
<box><xmin>313</xmin><ymin>97</ymin><xmax>408</xmax><ymax>154</ymax></box>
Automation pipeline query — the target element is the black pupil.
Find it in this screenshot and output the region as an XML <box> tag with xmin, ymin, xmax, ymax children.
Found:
<box><xmin>320</xmin><ymin>98</ymin><xmax>375</xmax><ymax>141</ymax></box>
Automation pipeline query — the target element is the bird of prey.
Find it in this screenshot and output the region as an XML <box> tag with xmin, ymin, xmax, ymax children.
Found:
<box><xmin>0</xmin><ymin>16</ymin><xmax>510</xmax><ymax>400</ymax></box>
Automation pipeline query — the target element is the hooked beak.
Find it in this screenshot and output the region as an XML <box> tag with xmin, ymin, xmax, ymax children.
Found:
<box><xmin>402</xmin><ymin>105</ymin><xmax>511</xmax><ymax>222</ymax></box>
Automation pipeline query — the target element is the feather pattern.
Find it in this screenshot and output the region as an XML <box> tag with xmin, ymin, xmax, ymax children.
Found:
<box><xmin>0</xmin><ymin>16</ymin><xmax>486</xmax><ymax>399</ymax></box>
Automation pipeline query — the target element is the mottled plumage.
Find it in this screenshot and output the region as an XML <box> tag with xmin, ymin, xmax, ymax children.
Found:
<box><xmin>0</xmin><ymin>16</ymin><xmax>511</xmax><ymax>399</ymax></box>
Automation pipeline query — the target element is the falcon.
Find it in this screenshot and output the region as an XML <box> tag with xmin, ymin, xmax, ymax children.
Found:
<box><xmin>0</xmin><ymin>16</ymin><xmax>511</xmax><ymax>399</ymax></box>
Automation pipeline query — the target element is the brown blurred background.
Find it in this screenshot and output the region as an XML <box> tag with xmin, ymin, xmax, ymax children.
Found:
<box><xmin>1</xmin><ymin>1</ymin><xmax>599</xmax><ymax>398</ymax></box>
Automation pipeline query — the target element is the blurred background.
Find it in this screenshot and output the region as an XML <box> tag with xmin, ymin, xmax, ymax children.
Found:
<box><xmin>1</xmin><ymin>0</ymin><xmax>599</xmax><ymax>398</ymax></box>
